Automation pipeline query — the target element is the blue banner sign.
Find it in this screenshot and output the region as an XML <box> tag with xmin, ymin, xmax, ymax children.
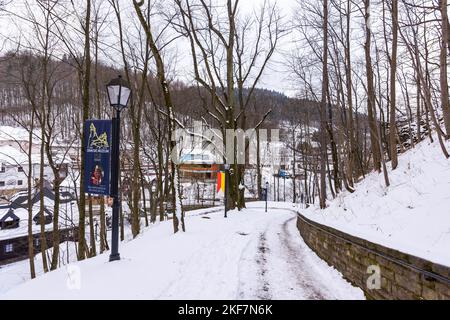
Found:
<box><xmin>84</xmin><ymin>120</ymin><xmax>112</xmax><ymax>195</ymax></box>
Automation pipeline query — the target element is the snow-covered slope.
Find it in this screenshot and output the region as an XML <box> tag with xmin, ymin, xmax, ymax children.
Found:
<box><xmin>303</xmin><ymin>137</ymin><xmax>450</xmax><ymax>266</ymax></box>
<box><xmin>0</xmin><ymin>203</ymin><xmax>363</xmax><ymax>300</ymax></box>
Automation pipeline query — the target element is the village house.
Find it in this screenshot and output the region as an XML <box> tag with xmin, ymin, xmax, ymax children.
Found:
<box><xmin>0</xmin><ymin>126</ymin><xmax>74</xmax><ymax>196</ymax></box>
<box><xmin>0</xmin><ymin>185</ymin><xmax>77</xmax><ymax>265</ymax></box>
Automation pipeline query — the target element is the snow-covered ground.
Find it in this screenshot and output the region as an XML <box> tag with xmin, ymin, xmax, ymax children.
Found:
<box><xmin>0</xmin><ymin>241</ymin><xmax>78</xmax><ymax>294</ymax></box>
<box><xmin>303</xmin><ymin>137</ymin><xmax>450</xmax><ymax>267</ymax></box>
<box><xmin>0</xmin><ymin>203</ymin><xmax>363</xmax><ymax>300</ymax></box>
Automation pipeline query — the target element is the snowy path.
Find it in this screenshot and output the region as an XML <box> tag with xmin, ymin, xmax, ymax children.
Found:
<box><xmin>0</xmin><ymin>203</ymin><xmax>364</xmax><ymax>300</ymax></box>
<box><xmin>236</xmin><ymin>209</ymin><xmax>362</xmax><ymax>300</ymax></box>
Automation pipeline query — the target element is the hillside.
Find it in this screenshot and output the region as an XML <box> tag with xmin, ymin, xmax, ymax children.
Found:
<box><xmin>303</xmin><ymin>137</ymin><xmax>450</xmax><ymax>267</ymax></box>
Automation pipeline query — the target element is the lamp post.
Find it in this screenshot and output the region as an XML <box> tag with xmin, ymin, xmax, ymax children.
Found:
<box><xmin>265</xmin><ymin>181</ymin><xmax>269</xmax><ymax>213</ymax></box>
<box><xmin>106</xmin><ymin>75</ymin><xmax>131</xmax><ymax>262</ymax></box>
<box><xmin>150</xmin><ymin>180</ymin><xmax>157</xmax><ymax>223</ymax></box>
<box><xmin>224</xmin><ymin>164</ymin><xmax>230</xmax><ymax>218</ymax></box>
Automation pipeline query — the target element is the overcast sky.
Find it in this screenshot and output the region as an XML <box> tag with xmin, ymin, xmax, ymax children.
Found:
<box><xmin>0</xmin><ymin>0</ymin><xmax>299</xmax><ymax>97</ymax></box>
<box><xmin>160</xmin><ymin>0</ymin><xmax>299</xmax><ymax>97</ymax></box>
<box><xmin>238</xmin><ymin>0</ymin><xmax>297</xmax><ymax>96</ymax></box>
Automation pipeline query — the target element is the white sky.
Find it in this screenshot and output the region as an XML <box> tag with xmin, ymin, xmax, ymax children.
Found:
<box><xmin>238</xmin><ymin>0</ymin><xmax>297</xmax><ymax>96</ymax></box>
<box><xmin>0</xmin><ymin>0</ymin><xmax>299</xmax><ymax>97</ymax></box>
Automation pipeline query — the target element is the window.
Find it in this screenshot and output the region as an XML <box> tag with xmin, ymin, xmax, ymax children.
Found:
<box><xmin>17</xmin><ymin>166</ymin><xmax>24</xmax><ymax>172</ymax></box>
<box><xmin>17</xmin><ymin>180</ymin><xmax>23</xmax><ymax>186</ymax></box>
<box><xmin>0</xmin><ymin>181</ymin><xmax>5</xmax><ymax>187</ymax></box>
<box><xmin>0</xmin><ymin>164</ymin><xmax>5</xmax><ymax>173</ymax></box>
<box><xmin>4</xmin><ymin>243</ymin><xmax>13</xmax><ymax>253</ymax></box>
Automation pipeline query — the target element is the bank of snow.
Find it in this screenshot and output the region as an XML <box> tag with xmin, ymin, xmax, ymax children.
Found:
<box><xmin>0</xmin><ymin>204</ymin><xmax>363</xmax><ymax>300</ymax></box>
<box><xmin>303</xmin><ymin>137</ymin><xmax>450</xmax><ymax>267</ymax></box>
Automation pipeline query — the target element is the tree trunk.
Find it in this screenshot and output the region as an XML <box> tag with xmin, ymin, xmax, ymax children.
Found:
<box><xmin>27</xmin><ymin>112</ymin><xmax>36</xmax><ymax>279</ymax></box>
<box><xmin>319</xmin><ymin>0</ymin><xmax>329</xmax><ymax>209</ymax></box>
<box><xmin>441</xmin><ymin>0</ymin><xmax>450</xmax><ymax>138</ymax></box>
<box><xmin>389</xmin><ymin>0</ymin><xmax>399</xmax><ymax>169</ymax></box>
<box><xmin>133</xmin><ymin>0</ymin><xmax>184</xmax><ymax>232</ymax></box>
<box><xmin>345</xmin><ymin>0</ymin><xmax>357</xmax><ymax>185</ymax></box>
<box><xmin>364</xmin><ymin>0</ymin><xmax>381</xmax><ymax>172</ymax></box>
<box><xmin>78</xmin><ymin>0</ymin><xmax>91</xmax><ymax>261</ymax></box>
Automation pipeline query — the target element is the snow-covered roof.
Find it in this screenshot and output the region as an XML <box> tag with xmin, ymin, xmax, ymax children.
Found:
<box><xmin>0</xmin><ymin>200</ymin><xmax>79</xmax><ymax>241</ymax></box>
<box><xmin>0</xmin><ymin>126</ymin><xmax>30</xmax><ymax>142</ymax></box>
<box><xmin>180</xmin><ymin>148</ymin><xmax>220</xmax><ymax>165</ymax></box>
<box><xmin>0</xmin><ymin>126</ymin><xmax>76</xmax><ymax>149</ymax></box>
<box><xmin>60</xmin><ymin>166</ymin><xmax>82</xmax><ymax>189</ymax></box>
<box><xmin>0</xmin><ymin>144</ymin><xmax>72</xmax><ymax>166</ymax></box>
<box><xmin>0</xmin><ymin>208</ymin><xmax>18</xmax><ymax>223</ymax></box>
<box><xmin>0</xmin><ymin>145</ymin><xmax>31</xmax><ymax>165</ymax></box>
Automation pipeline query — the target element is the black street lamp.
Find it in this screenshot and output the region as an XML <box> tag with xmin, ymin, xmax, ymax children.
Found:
<box><xmin>150</xmin><ymin>180</ymin><xmax>157</xmax><ymax>223</ymax></box>
<box><xmin>224</xmin><ymin>164</ymin><xmax>230</xmax><ymax>218</ymax></box>
<box><xmin>265</xmin><ymin>181</ymin><xmax>269</xmax><ymax>213</ymax></box>
<box><xmin>106</xmin><ymin>75</ymin><xmax>131</xmax><ymax>262</ymax></box>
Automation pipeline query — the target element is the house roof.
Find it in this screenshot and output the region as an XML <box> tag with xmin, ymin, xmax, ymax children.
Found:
<box><xmin>0</xmin><ymin>143</ymin><xmax>73</xmax><ymax>166</ymax></box>
<box><xmin>0</xmin><ymin>208</ymin><xmax>19</xmax><ymax>223</ymax></box>
<box><xmin>0</xmin><ymin>186</ymin><xmax>74</xmax><ymax>211</ymax></box>
<box><xmin>0</xmin><ymin>199</ymin><xmax>81</xmax><ymax>241</ymax></box>
<box><xmin>0</xmin><ymin>126</ymin><xmax>77</xmax><ymax>150</ymax></box>
<box><xmin>33</xmin><ymin>207</ymin><xmax>53</xmax><ymax>220</ymax></box>
<box><xmin>180</xmin><ymin>149</ymin><xmax>219</xmax><ymax>165</ymax></box>
<box><xmin>0</xmin><ymin>126</ymin><xmax>30</xmax><ymax>142</ymax></box>
<box><xmin>0</xmin><ymin>145</ymin><xmax>31</xmax><ymax>165</ymax></box>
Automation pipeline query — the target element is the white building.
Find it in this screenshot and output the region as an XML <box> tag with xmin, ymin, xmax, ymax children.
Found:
<box><xmin>0</xmin><ymin>126</ymin><xmax>36</xmax><ymax>153</ymax></box>
<box><xmin>0</xmin><ymin>145</ymin><xmax>71</xmax><ymax>196</ymax></box>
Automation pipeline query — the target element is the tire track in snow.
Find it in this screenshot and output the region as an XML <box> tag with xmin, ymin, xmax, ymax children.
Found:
<box><xmin>254</xmin><ymin>232</ymin><xmax>272</xmax><ymax>299</ymax></box>
<box><xmin>245</xmin><ymin>211</ymin><xmax>346</xmax><ymax>300</ymax></box>
<box><xmin>250</xmin><ymin>214</ymin><xmax>326</xmax><ymax>300</ymax></box>
<box><xmin>278</xmin><ymin>217</ymin><xmax>326</xmax><ymax>300</ymax></box>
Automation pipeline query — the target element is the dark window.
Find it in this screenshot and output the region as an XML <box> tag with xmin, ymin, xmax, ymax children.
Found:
<box><xmin>18</xmin><ymin>166</ymin><xmax>24</xmax><ymax>172</ymax></box>
<box><xmin>0</xmin><ymin>165</ymin><xmax>5</xmax><ymax>173</ymax></box>
<box><xmin>0</xmin><ymin>181</ymin><xmax>5</xmax><ymax>187</ymax></box>
<box><xmin>17</xmin><ymin>180</ymin><xmax>23</xmax><ymax>186</ymax></box>
<box><xmin>4</xmin><ymin>243</ymin><xmax>13</xmax><ymax>253</ymax></box>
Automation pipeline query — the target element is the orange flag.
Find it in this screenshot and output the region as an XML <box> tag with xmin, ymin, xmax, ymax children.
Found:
<box><xmin>216</xmin><ymin>171</ymin><xmax>222</xmax><ymax>193</ymax></box>
<box><xmin>217</xmin><ymin>172</ymin><xmax>225</xmax><ymax>193</ymax></box>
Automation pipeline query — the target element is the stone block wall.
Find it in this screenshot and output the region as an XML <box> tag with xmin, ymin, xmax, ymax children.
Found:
<box><xmin>297</xmin><ymin>213</ymin><xmax>450</xmax><ymax>300</ymax></box>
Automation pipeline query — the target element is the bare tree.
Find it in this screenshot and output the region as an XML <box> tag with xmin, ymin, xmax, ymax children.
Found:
<box><xmin>133</xmin><ymin>0</ymin><xmax>185</xmax><ymax>233</ymax></box>
<box><xmin>389</xmin><ymin>0</ymin><xmax>399</xmax><ymax>169</ymax></box>
<box><xmin>174</xmin><ymin>0</ymin><xmax>282</xmax><ymax>210</ymax></box>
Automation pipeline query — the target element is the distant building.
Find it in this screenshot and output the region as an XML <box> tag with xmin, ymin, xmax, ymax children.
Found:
<box><xmin>179</xmin><ymin>149</ymin><xmax>219</xmax><ymax>181</ymax></box>
<box><xmin>0</xmin><ymin>227</ymin><xmax>78</xmax><ymax>266</ymax></box>
<box><xmin>0</xmin><ymin>187</ymin><xmax>77</xmax><ymax>265</ymax></box>
<box><xmin>0</xmin><ymin>126</ymin><xmax>35</xmax><ymax>153</ymax></box>
<box><xmin>0</xmin><ymin>144</ymin><xmax>70</xmax><ymax>196</ymax></box>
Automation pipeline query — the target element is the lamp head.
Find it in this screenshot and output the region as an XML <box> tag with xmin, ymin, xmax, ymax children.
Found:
<box><xmin>106</xmin><ymin>75</ymin><xmax>131</xmax><ymax>111</ymax></box>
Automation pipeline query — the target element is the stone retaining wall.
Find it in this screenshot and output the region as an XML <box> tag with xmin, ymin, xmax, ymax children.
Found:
<box><xmin>297</xmin><ymin>213</ymin><xmax>450</xmax><ymax>300</ymax></box>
